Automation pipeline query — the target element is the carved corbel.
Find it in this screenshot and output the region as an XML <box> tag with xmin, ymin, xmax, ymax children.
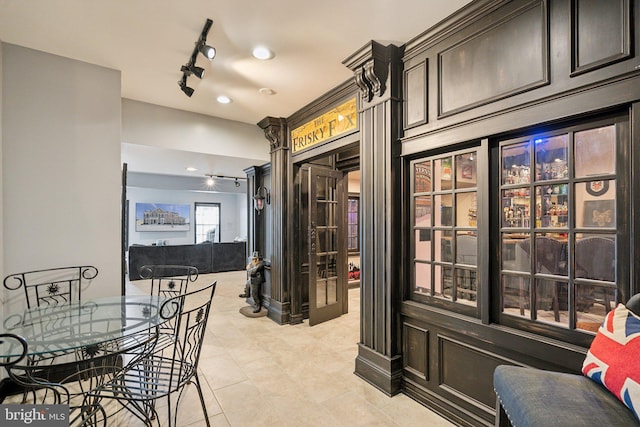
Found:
<box><xmin>343</xmin><ymin>41</ymin><xmax>390</xmax><ymax>102</ymax></box>
<box><xmin>257</xmin><ymin>117</ymin><xmax>288</xmax><ymax>152</ymax></box>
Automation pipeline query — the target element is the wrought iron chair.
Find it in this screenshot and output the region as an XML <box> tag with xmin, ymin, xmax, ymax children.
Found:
<box><xmin>87</xmin><ymin>281</ymin><xmax>217</xmax><ymax>427</ymax></box>
<box><xmin>3</xmin><ymin>266</ymin><xmax>99</xmax><ymax>309</ymax></box>
<box><xmin>137</xmin><ymin>265</ymin><xmax>199</xmax><ymax>354</ymax></box>
<box><xmin>2</xmin><ymin>266</ymin><xmax>99</xmax><ymax>402</ymax></box>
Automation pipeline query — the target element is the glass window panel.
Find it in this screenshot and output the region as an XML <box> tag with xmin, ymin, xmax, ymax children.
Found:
<box><xmin>415</xmin><ymin>262</ymin><xmax>431</xmax><ymax>294</ymax></box>
<box><xmin>536</xmin><ymin>185</ymin><xmax>568</xmax><ymax>228</ymax></box>
<box><xmin>440</xmin><ymin>265</ymin><xmax>453</xmax><ymax>299</ymax></box>
<box><xmin>316</xmin><ymin>229</ymin><xmax>327</xmax><ymax>253</ymax></box>
<box><xmin>502</xmin><ymin>188</ymin><xmax>530</xmax><ymax>228</ymax></box>
<box><xmin>316</xmin><ymin>176</ymin><xmax>327</xmax><ymax>200</ymax></box>
<box><xmin>435</xmin><ymin>194</ymin><xmax>453</xmax><ymax>226</ymax></box>
<box><xmin>415</xmin><ymin>196</ymin><xmax>431</xmax><ymax>227</ymax></box>
<box><xmin>454</xmin><ymin>268</ymin><xmax>477</xmax><ymax>304</ymax></box>
<box><xmin>433</xmin><ymin>264</ymin><xmax>446</xmax><ymax>297</ymax></box>
<box><xmin>456</xmin><ymin>192</ymin><xmax>477</xmax><ymax>227</ymax></box>
<box><xmin>327</xmin><ymin>254</ymin><xmax>337</xmax><ymax>278</ymax></box>
<box><xmin>316</xmin><ymin>280</ymin><xmax>327</xmax><ymax>308</ymax></box>
<box><xmin>414</xmin><ymin>161</ymin><xmax>431</xmax><ymax>193</ymax></box>
<box><xmin>575</xmin><ymin>180</ymin><xmax>616</xmax><ymax>228</ymax></box>
<box><xmin>434</xmin><ymin>157</ymin><xmax>453</xmax><ymax>191</ymax></box>
<box><xmin>575</xmin><ymin>125</ymin><xmax>616</xmax><ymax>177</ymax></box>
<box><xmin>535</xmin><ymin>134</ymin><xmax>568</xmax><ymax>181</ymax></box>
<box><xmin>415</xmin><ymin>229</ymin><xmax>432</xmax><ymax>261</ymax></box>
<box><xmin>575</xmin><ymin>234</ymin><xmax>615</xmax><ymax>281</ymax></box>
<box><xmin>434</xmin><ymin>230</ymin><xmax>453</xmax><ymax>262</ymax></box>
<box><xmin>576</xmin><ymin>283</ymin><xmax>616</xmax><ymax>332</ymax></box>
<box><xmin>316</xmin><ymin>255</ymin><xmax>327</xmax><ymax>279</ymax></box>
<box><xmin>502</xmin><ymin>142</ymin><xmax>531</xmax><ymax>185</ymax></box>
<box><xmin>534</xmin><ymin>235</ymin><xmax>567</xmax><ymax>276</ymax></box>
<box><xmin>317</xmin><ymin>202</ymin><xmax>327</xmax><ymax>226</ymax></box>
<box><xmin>502</xmin><ymin>275</ymin><xmax>529</xmax><ymax>318</ymax></box>
<box><xmin>456</xmin><ymin>232</ymin><xmax>477</xmax><ymax>266</ymax></box>
<box><xmin>535</xmin><ymin>279</ymin><xmax>568</xmax><ymax>327</ymax></box>
<box><xmin>327</xmin><ymin>278</ymin><xmax>337</xmax><ymax>304</ymax></box>
<box><xmin>502</xmin><ymin>233</ymin><xmax>530</xmax><ymax>271</ymax></box>
<box><xmin>455</xmin><ymin>152</ymin><xmax>477</xmax><ymax>188</ymax></box>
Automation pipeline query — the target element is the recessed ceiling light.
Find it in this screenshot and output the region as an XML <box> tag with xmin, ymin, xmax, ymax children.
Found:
<box><xmin>186</xmin><ymin>167</ymin><xmax>198</xmax><ymax>172</ymax></box>
<box><xmin>217</xmin><ymin>95</ymin><xmax>232</xmax><ymax>104</ymax></box>
<box><xmin>259</xmin><ymin>87</ymin><xmax>275</xmax><ymax>95</ymax></box>
<box><xmin>252</xmin><ymin>46</ymin><xmax>274</xmax><ymax>60</ymax></box>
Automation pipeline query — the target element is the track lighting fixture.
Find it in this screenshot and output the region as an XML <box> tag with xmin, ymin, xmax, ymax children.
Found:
<box><xmin>178</xmin><ymin>75</ymin><xmax>194</xmax><ymax>97</ymax></box>
<box><xmin>179</xmin><ymin>18</ymin><xmax>215</xmax><ymax>97</ymax></box>
<box><xmin>181</xmin><ymin>64</ymin><xmax>205</xmax><ymax>79</ymax></box>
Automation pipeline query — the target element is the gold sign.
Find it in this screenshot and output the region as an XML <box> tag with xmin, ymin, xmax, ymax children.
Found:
<box><xmin>291</xmin><ymin>97</ymin><xmax>357</xmax><ymax>153</ymax></box>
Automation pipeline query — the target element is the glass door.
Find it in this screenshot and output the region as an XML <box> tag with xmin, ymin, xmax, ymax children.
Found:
<box><xmin>308</xmin><ymin>166</ymin><xmax>346</xmax><ymax>326</ymax></box>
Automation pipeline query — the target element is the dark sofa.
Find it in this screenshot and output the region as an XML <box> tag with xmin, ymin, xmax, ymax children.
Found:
<box><xmin>128</xmin><ymin>241</ymin><xmax>246</xmax><ymax>280</ymax></box>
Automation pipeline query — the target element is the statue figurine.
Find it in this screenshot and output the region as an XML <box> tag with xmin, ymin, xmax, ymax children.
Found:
<box><xmin>239</xmin><ymin>251</ymin><xmax>265</xmax><ymax>313</ymax></box>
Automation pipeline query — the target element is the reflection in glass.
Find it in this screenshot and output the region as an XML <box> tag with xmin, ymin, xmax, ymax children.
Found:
<box><xmin>575</xmin><ymin>125</ymin><xmax>615</xmax><ymax>177</ymax></box>
<box><xmin>434</xmin><ymin>230</ymin><xmax>453</xmax><ymax>262</ymax></box>
<box><xmin>441</xmin><ymin>265</ymin><xmax>453</xmax><ymax>299</ymax></box>
<box><xmin>415</xmin><ymin>262</ymin><xmax>430</xmax><ymax>294</ymax></box>
<box><xmin>534</xmin><ymin>234</ymin><xmax>567</xmax><ymax>277</ymax></box>
<box><xmin>535</xmin><ymin>134</ymin><xmax>568</xmax><ymax>181</ymax></box>
<box><xmin>575</xmin><ymin>181</ymin><xmax>616</xmax><ymax>228</ymax></box>
<box><xmin>502</xmin><ymin>275</ymin><xmax>530</xmax><ymax>318</ymax></box>
<box><xmin>535</xmin><ymin>185</ymin><xmax>568</xmax><ymax>228</ymax></box>
<box><xmin>576</xmin><ymin>283</ymin><xmax>616</xmax><ymax>333</ymax></box>
<box><xmin>435</xmin><ymin>194</ymin><xmax>453</xmax><ymax>226</ymax></box>
<box><xmin>415</xmin><ymin>230</ymin><xmax>431</xmax><ymax>261</ymax></box>
<box><xmin>434</xmin><ymin>157</ymin><xmax>453</xmax><ymax>191</ymax></box>
<box><xmin>456</xmin><ymin>232</ymin><xmax>477</xmax><ymax>266</ymax></box>
<box><xmin>414</xmin><ymin>161</ymin><xmax>431</xmax><ymax>193</ymax></box>
<box><xmin>456</xmin><ymin>192</ymin><xmax>477</xmax><ymax>227</ymax></box>
<box><xmin>327</xmin><ymin>278</ymin><xmax>337</xmax><ymax>304</ymax></box>
<box><xmin>455</xmin><ymin>152</ymin><xmax>477</xmax><ymax>187</ymax></box>
<box><xmin>535</xmin><ymin>279</ymin><xmax>568</xmax><ymax>327</ymax></box>
<box><xmin>415</xmin><ymin>196</ymin><xmax>431</xmax><ymax>226</ymax></box>
<box><xmin>502</xmin><ymin>233</ymin><xmax>530</xmax><ymax>271</ymax></box>
<box><xmin>502</xmin><ymin>188</ymin><xmax>530</xmax><ymax>228</ymax></box>
<box><xmin>575</xmin><ymin>234</ymin><xmax>615</xmax><ymax>281</ymax></box>
<box><xmin>316</xmin><ymin>280</ymin><xmax>326</xmax><ymax>308</ymax></box>
<box><xmin>433</xmin><ymin>264</ymin><xmax>446</xmax><ymax>298</ymax></box>
<box><xmin>502</xmin><ymin>142</ymin><xmax>531</xmax><ymax>185</ymax></box>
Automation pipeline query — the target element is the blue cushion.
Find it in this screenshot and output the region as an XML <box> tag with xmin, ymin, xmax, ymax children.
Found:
<box><xmin>494</xmin><ymin>365</ymin><xmax>639</xmax><ymax>426</ymax></box>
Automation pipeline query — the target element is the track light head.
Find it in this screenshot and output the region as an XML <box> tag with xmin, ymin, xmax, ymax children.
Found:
<box><xmin>198</xmin><ymin>42</ymin><xmax>216</xmax><ymax>60</ymax></box>
<box><xmin>181</xmin><ymin>64</ymin><xmax>205</xmax><ymax>79</ymax></box>
<box><xmin>178</xmin><ymin>78</ymin><xmax>194</xmax><ymax>97</ymax></box>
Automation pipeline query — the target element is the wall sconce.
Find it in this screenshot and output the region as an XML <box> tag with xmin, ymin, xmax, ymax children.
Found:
<box><xmin>253</xmin><ymin>186</ymin><xmax>270</xmax><ymax>213</ymax></box>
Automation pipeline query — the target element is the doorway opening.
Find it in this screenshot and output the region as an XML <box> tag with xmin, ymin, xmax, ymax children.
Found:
<box><xmin>293</xmin><ymin>145</ymin><xmax>360</xmax><ymax>326</ymax></box>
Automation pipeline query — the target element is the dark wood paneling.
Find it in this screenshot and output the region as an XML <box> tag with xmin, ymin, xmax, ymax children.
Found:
<box><xmin>571</xmin><ymin>0</ymin><xmax>632</xmax><ymax>76</ymax></box>
<box><xmin>404</xmin><ymin>60</ymin><xmax>428</xmax><ymax>129</ymax></box>
<box><xmin>439</xmin><ymin>1</ymin><xmax>548</xmax><ymax>117</ymax></box>
<box><xmin>438</xmin><ymin>335</ymin><xmax>506</xmax><ymax>412</ymax></box>
<box><xmin>403</xmin><ymin>322</ymin><xmax>429</xmax><ymax>380</ymax></box>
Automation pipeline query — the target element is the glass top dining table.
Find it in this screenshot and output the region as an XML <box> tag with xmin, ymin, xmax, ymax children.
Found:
<box><xmin>0</xmin><ymin>295</ymin><xmax>174</xmax><ymax>359</ymax></box>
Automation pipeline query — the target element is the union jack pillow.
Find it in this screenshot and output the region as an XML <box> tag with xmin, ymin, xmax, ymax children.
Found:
<box><xmin>582</xmin><ymin>303</ymin><xmax>640</xmax><ymax>420</ymax></box>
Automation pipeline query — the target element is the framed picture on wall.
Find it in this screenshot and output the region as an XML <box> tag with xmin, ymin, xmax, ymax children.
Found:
<box><xmin>135</xmin><ymin>203</ymin><xmax>190</xmax><ymax>232</ymax></box>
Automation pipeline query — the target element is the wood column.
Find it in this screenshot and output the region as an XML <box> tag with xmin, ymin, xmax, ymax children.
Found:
<box><xmin>258</xmin><ymin>117</ymin><xmax>298</xmax><ymax>324</ymax></box>
<box><xmin>343</xmin><ymin>41</ymin><xmax>404</xmax><ymax>395</ymax></box>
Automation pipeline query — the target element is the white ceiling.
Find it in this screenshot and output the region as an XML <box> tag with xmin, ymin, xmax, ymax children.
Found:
<box><xmin>0</xmin><ymin>0</ymin><xmax>471</xmax><ymax>182</ymax></box>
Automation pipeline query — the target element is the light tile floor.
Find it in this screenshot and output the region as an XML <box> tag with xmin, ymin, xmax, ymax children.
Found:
<box><xmin>10</xmin><ymin>271</ymin><xmax>456</xmax><ymax>426</ymax></box>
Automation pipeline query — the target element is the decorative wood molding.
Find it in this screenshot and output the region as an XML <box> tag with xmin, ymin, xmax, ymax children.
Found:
<box><xmin>343</xmin><ymin>41</ymin><xmax>392</xmax><ymax>102</ymax></box>
<box><xmin>257</xmin><ymin>116</ymin><xmax>288</xmax><ymax>151</ymax></box>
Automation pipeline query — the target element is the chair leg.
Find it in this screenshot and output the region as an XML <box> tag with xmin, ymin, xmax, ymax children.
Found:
<box><xmin>193</xmin><ymin>373</ymin><xmax>211</xmax><ymax>427</ymax></box>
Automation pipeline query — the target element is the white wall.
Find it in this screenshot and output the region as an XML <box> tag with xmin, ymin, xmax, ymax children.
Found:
<box><xmin>2</xmin><ymin>43</ymin><xmax>122</xmax><ymax>300</ymax></box>
<box><xmin>122</xmin><ymin>98</ymin><xmax>268</xmax><ymax>160</ymax></box>
<box><xmin>127</xmin><ymin>186</ymin><xmax>247</xmax><ymax>246</ymax></box>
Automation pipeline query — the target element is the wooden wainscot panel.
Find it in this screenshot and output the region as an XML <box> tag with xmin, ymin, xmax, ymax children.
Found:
<box><xmin>571</xmin><ymin>0</ymin><xmax>632</xmax><ymax>76</ymax></box>
<box><xmin>403</xmin><ymin>322</ymin><xmax>429</xmax><ymax>381</ymax></box>
<box><xmin>438</xmin><ymin>334</ymin><xmax>513</xmax><ymax>415</ymax></box>
<box><xmin>438</xmin><ymin>0</ymin><xmax>549</xmax><ymax>117</ymax></box>
<box><xmin>404</xmin><ymin>59</ymin><xmax>428</xmax><ymax>129</ymax></box>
